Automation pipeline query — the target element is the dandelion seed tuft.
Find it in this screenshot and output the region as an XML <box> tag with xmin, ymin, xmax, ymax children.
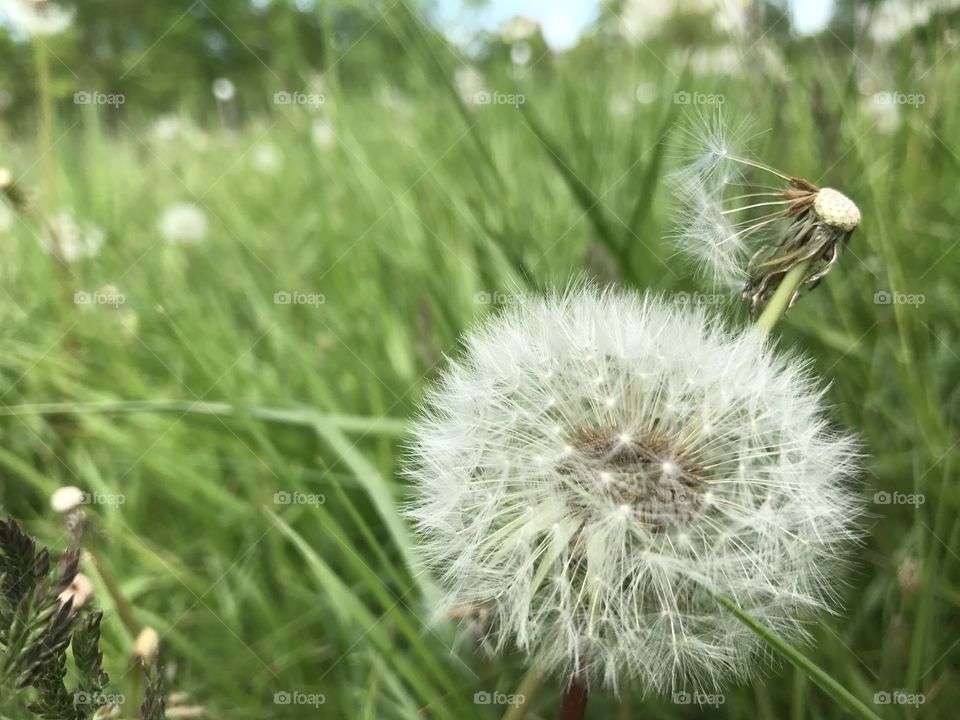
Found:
<box><xmin>159</xmin><ymin>202</ymin><xmax>209</xmax><ymax>246</ymax></box>
<box><xmin>407</xmin><ymin>286</ymin><xmax>861</xmax><ymax>693</ymax></box>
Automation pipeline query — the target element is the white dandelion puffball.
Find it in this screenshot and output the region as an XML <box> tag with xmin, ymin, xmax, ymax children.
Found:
<box><xmin>159</xmin><ymin>202</ymin><xmax>208</xmax><ymax>245</ymax></box>
<box><xmin>251</xmin><ymin>143</ymin><xmax>282</xmax><ymax>174</ymax></box>
<box><xmin>50</xmin><ymin>485</ymin><xmax>86</xmax><ymax>513</ymax></box>
<box><xmin>212</xmin><ymin>77</ymin><xmax>236</xmax><ymax>102</ymax></box>
<box><xmin>1</xmin><ymin>0</ymin><xmax>75</xmax><ymax>36</ymax></box>
<box><xmin>407</xmin><ymin>288</ymin><xmax>861</xmax><ymax>692</ymax></box>
<box><xmin>40</xmin><ymin>212</ymin><xmax>104</xmax><ymax>262</ymax></box>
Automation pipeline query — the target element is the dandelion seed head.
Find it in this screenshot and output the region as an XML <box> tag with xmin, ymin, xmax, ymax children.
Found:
<box><xmin>159</xmin><ymin>202</ymin><xmax>208</xmax><ymax>245</ymax></box>
<box><xmin>58</xmin><ymin>572</ymin><xmax>93</xmax><ymax>610</ymax></box>
<box><xmin>211</xmin><ymin>77</ymin><xmax>236</xmax><ymax>103</ymax></box>
<box><xmin>40</xmin><ymin>211</ymin><xmax>104</xmax><ymax>262</ymax></box>
<box><xmin>813</xmin><ymin>188</ymin><xmax>861</xmax><ymax>232</ymax></box>
<box><xmin>50</xmin><ymin>485</ymin><xmax>85</xmax><ymax>513</ymax></box>
<box><xmin>407</xmin><ymin>287</ymin><xmax>861</xmax><ymax>693</ymax></box>
<box><xmin>1</xmin><ymin>0</ymin><xmax>74</xmax><ymax>36</ymax></box>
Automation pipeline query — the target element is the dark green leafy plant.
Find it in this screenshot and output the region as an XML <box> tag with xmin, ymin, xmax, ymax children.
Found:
<box><xmin>0</xmin><ymin>517</ymin><xmax>162</xmax><ymax>720</ymax></box>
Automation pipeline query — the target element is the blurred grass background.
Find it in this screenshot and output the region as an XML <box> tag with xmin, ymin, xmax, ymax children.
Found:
<box><xmin>0</xmin><ymin>0</ymin><xmax>958</xmax><ymax>717</ymax></box>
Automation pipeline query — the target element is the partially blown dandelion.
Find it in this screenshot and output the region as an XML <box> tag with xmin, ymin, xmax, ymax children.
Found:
<box><xmin>407</xmin><ymin>287</ymin><xmax>860</xmax><ymax>694</ymax></box>
<box><xmin>671</xmin><ymin>115</ymin><xmax>861</xmax><ymax>313</ymax></box>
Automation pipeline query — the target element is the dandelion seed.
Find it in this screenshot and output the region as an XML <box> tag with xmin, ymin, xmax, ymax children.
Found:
<box><xmin>0</xmin><ymin>0</ymin><xmax>75</xmax><ymax>36</ymax></box>
<box><xmin>670</xmin><ymin>112</ymin><xmax>862</xmax><ymax>312</ymax></box>
<box><xmin>40</xmin><ymin>211</ymin><xmax>105</xmax><ymax>262</ymax></box>
<box><xmin>159</xmin><ymin>202</ymin><xmax>208</xmax><ymax>245</ymax></box>
<box><xmin>407</xmin><ymin>287</ymin><xmax>861</xmax><ymax>693</ymax></box>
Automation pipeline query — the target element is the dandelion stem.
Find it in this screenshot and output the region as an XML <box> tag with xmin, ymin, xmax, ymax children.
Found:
<box><xmin>501</xmin><ymin>664</ymin><xmax>547</xmax><ymax>720</ymax></box>
<box><xmin>754</xmin><ymin>259</ymin><xmax>812</xmax><ymax>334</ymax></box>
<box><xmin>32</xmin><ymin>39</ymin><xmax>58</xmax><ymax>215</ymax></box>
<box><xmin>557</xmin><ymin>676</ymin><xmax>588</xmax><ymax>720</ymax></box>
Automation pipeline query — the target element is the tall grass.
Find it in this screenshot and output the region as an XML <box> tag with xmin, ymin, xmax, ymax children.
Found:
<box><xmin>1</xmin><ymin>5</ymin><xmax>958</xmax><ymax>718</ymax></box>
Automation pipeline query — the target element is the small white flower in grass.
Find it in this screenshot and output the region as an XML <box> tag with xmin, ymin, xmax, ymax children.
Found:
<box><xmin>1</xmin><ymin>0</ymin><xmax>74</xmax><ymax>36</ymax></box>
<box><xmin>670</xmin><ymin>112</ymin><xmax>862</xmax><ymax>312</ymax></box>
<box><xmin>159</xmin><ymin>202</ymin><xmax>208</xmax><ymax>245</ymax></box>
<box><xmin>407</xmin><ymin>287</ymin><xmax>861</xmax><ymax>693</ymax></box>
<box><xmin>40</xmin><ymin>211</ymin><xmax>104</xmax><ymax>262</ymax></box>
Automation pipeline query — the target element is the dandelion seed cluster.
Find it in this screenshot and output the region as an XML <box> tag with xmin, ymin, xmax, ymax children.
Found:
<box><xmin>408</xmin><ymin>288</ymin><xmax>860</xmax><ymax>692</ymax></box>
<box><xmin>159</xmin><ymin>202</ymin><xmax>209</xmax><ymax>245</ymax></box>
<box><xmin>670</xmin><ymin>114</ymin><xmax>861</xmax><ymax>308</ymax></box>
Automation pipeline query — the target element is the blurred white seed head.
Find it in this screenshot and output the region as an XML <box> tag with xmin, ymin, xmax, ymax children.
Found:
<box><xmin>407</xmin><ymin>287</ymin><xmax>861</xmax><ymax>693</ymax></box>
<box><xmin>40</xmin><ymin>211</ymin><xmax>105</xmax><ymax>262</ymax></box>
<box><xmin>159</xmin><ymin>202</ymin><xmax>208</xmax><ymax>245</ymax></box>
<box><xmin>132</xmin><ymin>627</ymin><xmax>160</xmax><ymax>662</ymax></box>
<box><xmin>501</xmin><ymin>15</ymin><xmax>539</xmax><ymax>44</ymax></box>
<box><xmin>311</xmin><ymin>119</ymin><xmax>335</xmax><ymax>149</ymax></box>
<box><xmin>454</xmin><ymin>66</ymin><xmax>486</xmax><ymax>108</ymax></box>
<box><xmin>1</xmin><ymin>0</ymin><xmax>75</xmax><ymax>36</ymax></box>
<box><xmin>510</xmin><ymin>41</ymin><xmax>533</xmax><ymax>66</ymax></box>
<box><xmin>211</xmin><ymin>77</ymin><xmax>236</xmax><ymax>103</ymax></box>
<box><xmin>58</xmin><ymin>572</ymin><xmax>94</xmax><ymax>609</ymax></box>
<box><xmin>50</xmin><ymin>485</ymin><xmax>86</xmax><ymax>513</ymax></box>
<box><xmin>251</xmin><ymin>143</ymin><xmax>282</xmax><ymax>174</ymax></box>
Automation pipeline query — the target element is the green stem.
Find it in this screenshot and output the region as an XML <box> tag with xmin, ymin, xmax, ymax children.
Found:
<box><xmin>501</xmin><ymin>664</ymin><xmax>547</xmax><ymax>720</ymax></box>
<box><xmin>754</xmin><ymin>259</ymin><xmax>812</xmax><ymax>334</ymax></box>
<box><xmin>0</xmin><ymin>399</ymin><xmax>408</xmax><ymax>437</ymax></box>
<box><xmin>82</xmin><ymin>545</ymin><xmax>139</xmax><ymax>639</ymax></box>
<box><xmin>33</xmin><ymin>39</ymin><xmax>58</xmax><ymax>214</ymax></box>
<box><xmin>716</xmin><ymin>595</ymin><xmax>881</xmax><ymax>720</ymax></box>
